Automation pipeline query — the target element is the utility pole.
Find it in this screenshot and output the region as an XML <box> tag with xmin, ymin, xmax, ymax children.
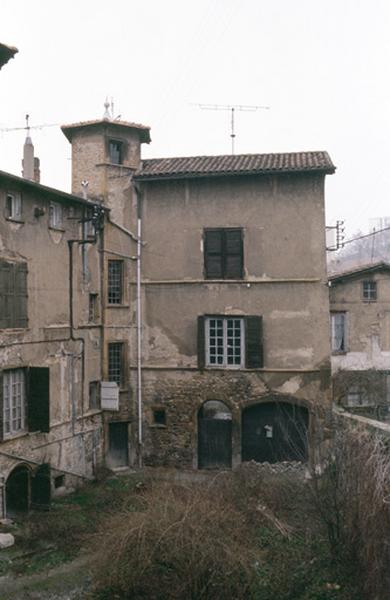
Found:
<box><xmin>196</xmin><ymin>103</ymin><xmax>270</xmax><ymax>154</ymax></box>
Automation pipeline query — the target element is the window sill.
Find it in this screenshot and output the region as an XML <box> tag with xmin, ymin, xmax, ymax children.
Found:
<box><xmin>204</xmin><ymin>277</ymin><xmax>244</xmax><ymax>282</ymax></box>
<box><xmin>331</xmin><ymin>351</ymin><xmax>348</xmax><ymax>355</ymax></box>
<box><xmin>5</xmin><ymin>217</ymin><xmax>24</xmax><ymax>224</ymax></box>
<box><xmin>149</xmin><ymin>423</ymin><xmax>167</xmax><ymax>429</ymax></box>
<box><xmin>48</xmin><ymin>226</ymin><xmax>65</xmax><ymax>233</ymax></box>
<box><xmin>205</xmin><ymin>364</ymin><xmax>244</xmax><ymax>370</ymax></box>
<box><xmin>106</xmin><ymin>304</ymin><xmax>130</xmax><ymax>309</ymax></box>
<box><xmin>3</xmin><ymin>430</ymin><xmax>29</xmax><ymax>441</ymax></box>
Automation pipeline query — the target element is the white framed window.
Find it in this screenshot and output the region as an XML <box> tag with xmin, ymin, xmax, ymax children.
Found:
<box><xmin>3</xmin><ymin>369</ymin><xmax>26</xmax><ymax>437</ymax></box>
<box><xmin>362</xmin><ymin>280</ymin><xmax>377</xmax><ymax>301</ymax></box>
<box><xmin>331</xmin><ymin>312</ymin><xmax>346</xmax><ymax>353</ymax></box>
<box><xmin>6</xmin><ymin>192</ymin><xmax>22</xmax><ymax>220</ymax></box>
<box><xmin>206</xmin><ymin>317</ymin><xmax>244</xmax><ymax>368</ymax></box>
<box><xmin>49</xmin><ymin>202</ymin><xmax>63</xmax><ymax>229</ymax></box>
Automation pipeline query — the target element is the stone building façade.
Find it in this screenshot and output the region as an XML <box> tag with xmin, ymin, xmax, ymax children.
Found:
<box><xmin>0</xmin><ymin>96</ymin><xmax>336</xmax><ymax>516</ymax></box>
<box><xmin>61</xmin><ymin>115</ymin><xmax>336</xmax><ymax>470</ymax></box>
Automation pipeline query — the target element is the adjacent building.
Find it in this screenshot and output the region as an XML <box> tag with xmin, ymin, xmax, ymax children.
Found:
<box><xmin>0</xmin><ymin>141</ymin><xmax>105</xmax><ymax>516</ymax></box>
<box><xmin>329</xmin><ymin>262</ymin><xmax>390</xmax><ymax>419</ymax></box>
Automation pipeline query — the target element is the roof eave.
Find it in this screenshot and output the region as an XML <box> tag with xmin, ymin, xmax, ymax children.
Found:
<box><xmin>0</xmin><ymin>170</ymin><xmax>106</xmax><ymax>209</ymax></box>
<box><xmin>133</xmin><ymin>167</ymin><xmax>335</xmax><ymax>182</ymax></box>
<box><xmin>329</xmin><ymin>262</ymin><xmax>390</xmax><ymax>283</ymax></box>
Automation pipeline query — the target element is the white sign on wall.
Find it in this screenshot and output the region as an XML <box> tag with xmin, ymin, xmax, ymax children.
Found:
<box><xmin>100</xmin><ymin>381</ymin><xmax>119</xmax><ymax>411</ymax></box>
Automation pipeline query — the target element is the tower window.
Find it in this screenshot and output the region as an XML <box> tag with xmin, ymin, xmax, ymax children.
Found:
<box><xmin>109</xmin><ymin>140</ymin><xmax>123</xmax><ymax>165</ymax></box>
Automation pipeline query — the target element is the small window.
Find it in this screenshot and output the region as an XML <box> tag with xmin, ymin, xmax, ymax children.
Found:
<box><xmin>108</xmin><ymin>260</ymin><xmax>123</xmax><ymax>305</ymax></box>
<box><xmin>109</xmin><ymin>140</ymin><xmax>123</xmax><ymax>165</ymax></box>
<box><xmin>89</xmin><ymin>381</ymin><xmax>100</xmax><ymax>410</ymax></box>
<box><xmin>204</xmin><ymin>228</ymin><xmax>243</xmax><ymax>279</ymax></box>
<box><xmin>6</xmin><ymin>192</ymin><xmax>22</xmax><ymax>220</ymax></box>
<box><xmin>331</xmin><ymin>312</ymin><xmax>346</xmax><ymax>353</ymax></box>
<box><xmin>153</xmin><ymin>408</ymin><xmax>166</xmax><ymax>426</ymax></box>
<box><xmin>108</xmin><ymin>342</ymin><xmax>125</xmax><ymax>387</ymax></box>
<box><xmin>198</xmin><ymin>315</ymin><xmax>263</xmax><ymax>369</ymax></box>
<box><xmin>54</xmin><ymin>474</ymin><xmax>65</xmax><ymax>489</ymax></box>
<box><xmin>88</xmin><ymin>293</ymin><xmax>99</xmax><ymax>322</ymax></box>
<box><xmin>362</xmin><ymin>280</ymin><xmax>377</xmax><ymax>301</ymax></box>
<box><xmin>345</xmin><ymin>385</ymin><xmax>372</xmax><ymax>407</ymax></box>
<box><xmin>49</xmin><ymin>202</ymin><xmax>63</xmax><ymax>229</ymax></box>
<box><xmin>0</xmin><ymin>260</ymin><xmax>28</xmax><ymax>329</ymax></box>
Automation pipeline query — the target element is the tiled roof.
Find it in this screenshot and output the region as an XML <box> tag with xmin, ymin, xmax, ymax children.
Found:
<box><xmin>0</xmin><ymin>169</ymin><xmax>105</xmax><ymax>209</ymax></box>
<box><xmin>0</xmin><ymin>43</ymin><xmax>18</xmax><ymax>70</ymax></box>
<box><xmin>61</xmin><ymin>119</ymin><xmax>151</xmax><ymax>143</ymax></box>
<box><xmin>135</xmin><ymin>151</ymin><xmax>335</xmax><ymax>180</ymax></box>
<box><xmin>328</xmin><ymin>262</ymin><xmax>390</xmax><ymax>283</ymax></box>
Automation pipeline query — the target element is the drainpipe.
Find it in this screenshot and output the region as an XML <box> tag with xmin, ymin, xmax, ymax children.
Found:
<box><xmin>135</xmin><ymin>183</ymin><xmax>143</xmax><ymax>468</ymax></box>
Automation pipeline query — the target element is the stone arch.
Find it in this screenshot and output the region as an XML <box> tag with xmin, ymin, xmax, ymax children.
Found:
<box><xmin>198</xmin><ymin>400</ymin><xmax>232</xmax><ymax>469</ymax></box>
<box><xmin>241</xmin><ymin>398</ymin><xmax>309</xmax><ymax>463</ymax></box>
<box><xmin>5</xmin><ymin>463</ymin><xmax>32</xmax><ymax>516</ymax></box>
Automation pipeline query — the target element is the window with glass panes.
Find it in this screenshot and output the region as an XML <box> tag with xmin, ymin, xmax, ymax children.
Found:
<box><xmin>206</xmin><ymin>317</ymin><xmax>244</xmax><ymax>367</ymax></box>
<box><xmin>3</xmin><ymin>369</ymin><xmax>26</xmax><ymax>437</ymax></box>
<box><xmin>107</xmin><ymin>260</ymin><xmax>123</xmax><ymax>304</ymax></box>
<box><xmin>108</xmin><ymin>342</ymin><xmax>124</xmax><ymax>387</ymax></box>
<box><xmin>362</xmin><ymin>280</ymin><xmax>377</xmax><ymax>301</ymax></box>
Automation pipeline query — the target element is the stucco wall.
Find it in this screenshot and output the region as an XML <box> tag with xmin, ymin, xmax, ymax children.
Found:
<box><xmin>0</xmin><ymin>181</ymin><xmax>105</xmax><ymax>515</ymax></box>
<box><xmin>330</xmin><ymin>270</ymin><xmax>390</xmax><ymax>371</ymax></box>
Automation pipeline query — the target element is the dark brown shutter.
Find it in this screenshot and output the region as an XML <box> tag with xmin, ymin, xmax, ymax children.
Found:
<box><xmin>0</xmin><ymin>372</ymin><xmax>3</xmax><ymax>441</ymax></box>
<box><xmin>0</xmin><ymin>261</ymin><xmax>13</xmax><ymax>328</ymax></box>
<box><xmin>31</xmin><ymin>463</ymin><xmax>51</xmax><ymax>510</ymax></box>
<box><xmin>197</xmin><ymin>316</ymin><xmax>206</xmax><ymax>369</ymax></box>
<box><xmin>27</xmin><ymin>367</ymin><xmax>50</xmax><ymax>433</ymax></box>
<box><xmin>14</xmin><ymin>263</ymin><xmax>28</xmax><ymax>328</ymax></box>
<box><xmin>204</xmin><ymin>230</ymin><xmax>223</xmax><ymax>278</ymax></box>
<box><xmin>245</xmin><ymin>316</ymin><xmax>263</xmax><ymax>368</ymax></box>
<box><xmin>224</xmin><ymin>229</ymin><xmax>243</xmax><ymax>278</ymax></box>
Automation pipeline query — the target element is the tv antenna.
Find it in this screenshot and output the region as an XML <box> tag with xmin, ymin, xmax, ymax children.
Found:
<box><xmin>195</xmin><ymin>103</ymin><xmax>270</xmax><ymax>154</ymax></box>
<box><xmin>0</xmin><ymin>114</ymin><xmax>59</xmax><ymax>134</ymax></box>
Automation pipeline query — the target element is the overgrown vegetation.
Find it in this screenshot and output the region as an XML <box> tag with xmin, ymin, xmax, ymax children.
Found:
<box><xmin>2</xmin><ymin>425</ymin><xmax>389</xmax><ymax>600</ymax></box>
<box><xmin>310</xmin><ymin>425</ymin><xmax>390</xmax><ymax>600</ymax></box>
<box><xmin>89</xmin><ymin>468</ymin><xmax>359</xmax><ymax>600</ymax></box>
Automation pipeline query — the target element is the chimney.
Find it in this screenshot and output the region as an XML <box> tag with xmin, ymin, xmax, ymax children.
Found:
<box><xmin>22</xmin><ymin>134</ymin><xmax>34</xmax><ymax>180</ymax></box>
<box><xmin>22</xmin><ymin>133</ymin><xmax>40</xmax><ymax>183</ymax></box>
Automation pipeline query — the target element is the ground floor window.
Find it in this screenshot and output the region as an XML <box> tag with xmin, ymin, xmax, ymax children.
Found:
<box><xmin>206</xmin><ymin>317</ymin><xmax>244</xmax><ymax>367</ymax></box>
<box><xmin>3</xmin><ymin>369</ymin><xmax>26</xmax><ymax>437</ymax></box>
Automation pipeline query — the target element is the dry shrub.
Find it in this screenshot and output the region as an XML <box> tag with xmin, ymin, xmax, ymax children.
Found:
<box><xmin>90</xmin><ymin>478</ymin><xmax>260</xmax><ymax>600</ymax></box>
<box><xmin>311</xmin><ymin>425</ymin><xmax>390</xmax><ymax>600</ymax></box>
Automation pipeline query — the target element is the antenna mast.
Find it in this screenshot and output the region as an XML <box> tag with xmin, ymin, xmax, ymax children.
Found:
<box><xmin>196</xmin><ymin>103</ymin><xmax>270</xmax><ymax>154</ymax></box>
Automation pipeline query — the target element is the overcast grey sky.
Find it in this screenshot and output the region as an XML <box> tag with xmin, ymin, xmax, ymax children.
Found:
<box><xmin>1</xmin><ymin>0</ymin><xmax>389</xmax><ymax>236</ymax></box>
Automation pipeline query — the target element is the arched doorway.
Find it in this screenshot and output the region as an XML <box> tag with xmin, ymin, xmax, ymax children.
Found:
<box><xmin>242</xmin><ymin>401</ymin><xmax>309</xmax><ymax>463</ymax></box>
<box><xmin>6</xmin><ymin>465</ymin><xmax>30</xmax><ymax>516</ymax></box>
<box><xmin>198</xmin><ymin>401</ymin><xmax>232</xmax><ymax>469</ymax></box>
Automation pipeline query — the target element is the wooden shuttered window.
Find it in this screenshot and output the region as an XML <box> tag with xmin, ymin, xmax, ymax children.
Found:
<box><xmin>0</xmin><ymin>367</ymin><xmax>50</xmax><ymax>441</ymax></box>
<box><xmin>197</xmin><ymin>315</ymin><xmax>263</xmax><ymax>369</ymax></box>
<box><xmin>245</xmin><ymin>316</ymin><xmax>263</xmax><ymax>368</ymax></box>
<box><xmin>27</xmin><ymin>367</ymin><xmax>50</xmax><ymax>433</ymax></box>
<box><xmin>204</xmin><ymin>228</ymin><xmax>243</xmax><ymax>279</ymax></box>
<box><xmin>0</xmin><ymin>261</ymin><xmax>28</xmax><ymax>329</ymax></box>
<box><xmin>0</xmin><ymin>372</ymin><xmax>3</xmax><ymax>441</ymax></box>
<box><xmin>197</xmin><ymin>316</ymin><xmax>206</xmax><ymax>369</ymax></box>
